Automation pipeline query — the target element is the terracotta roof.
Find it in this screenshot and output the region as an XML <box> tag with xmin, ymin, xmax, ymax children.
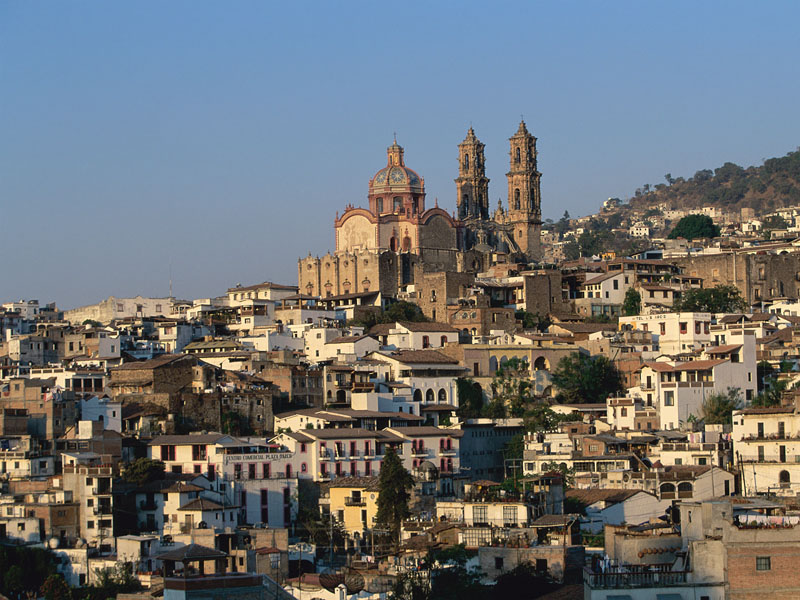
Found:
<box><xmin>227</xmin><ymin>281</ymin><xmax>298</xmax><ymax>293</ymax></box>
<box><xmin>553</xmin><ymin>322</ymin><xmax>616</xmax><ymax>334</ymax></box>
<box><xmin>326</xmin><ymin>475</ymin><xmax>380</xmax><ymax>491</ymax></box>
<box><xmin>162</xmin><ymin>482</ymin><xmax>204</xmax><ymax>494</ymax></box>
<box><xmin>179</xmin><ymin>497</ymin><xmax>225</xmax><ymax>511</ymax></box>
<box><xmin>156</xmin><ymin>543</ymin><xmax>228</xmax><ymax>562</ymax></box>
<box><xmin>719</xmin><ymin>314</ymin><xmax>748</xmax><ymax>324</ymax></box>
<box><xmin>379</xmin><ymin>350</ymin><xmax>460</xmax><ymax>365</ymax></box>
<box><xmin>327</xmin><ymin>334</ymin><xmax>374</xmax><ymax>344</ymax></box>
<box><xmin>387</xmin><ymin>426</ymin><xmax>463</xmax><ymax>438</ymax></box>
<box><xmin>148</xmin><ymin>434</ymin><xmax>229</xmax><ymax>446</ymax></box>
<box><xmin>642</xmin><ymin>359</ymin><xmax>727</xmax><ymax>372</ymax></box>
<box><xmin>705</xmin><ymin>344</ymin><xmax>742</xmax><ymax>355</ymax></box>
<box><xmin>566</xmin><ymin>488</ymin><xmax>643</xmax><ymax>506</ymax></box>
<box><xmin>114</xmin><ymin>354</ymin><xmax>193</xmax><ymax>370</ymax></box>
<box><xmin>532</xmin><ymin>514</ymin><xmax>579</xmax><ymax>527</ymax></box>
<box><xmin>583</xmin><ymin>271</ymin><xmax>622</xmax><ymax>285</ymax></box>
<box><xmin>369</xmin><ymin>321</ymin><xmax>458</xmax><ymax>335</ymax></box>
<box><xmin>735</xmin><ymin>406</ymin><xmax>795</xmax><ymax>415</ymax></box>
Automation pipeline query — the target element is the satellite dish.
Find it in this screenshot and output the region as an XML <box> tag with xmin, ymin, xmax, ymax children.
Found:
<box><xmin>319</xmin><ymin>569</ymin><xmax>365</xmax><ymax>595</ymax></box>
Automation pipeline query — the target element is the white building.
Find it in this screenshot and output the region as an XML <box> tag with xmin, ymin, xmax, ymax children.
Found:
<box><xmin>620</xmin><ymin>312</ymin><xmax>713</xmax><ymax>354</ymax></box>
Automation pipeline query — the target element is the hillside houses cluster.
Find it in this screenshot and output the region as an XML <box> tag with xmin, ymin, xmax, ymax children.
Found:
<box><xmin>9</xmin><ymin>231</ymin><xmax>800</xmax><ymax>599</ymax></box>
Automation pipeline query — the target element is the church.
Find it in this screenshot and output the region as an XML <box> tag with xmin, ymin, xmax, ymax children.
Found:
<box><xmin>298</xmin><ymin>121</ymin><xmax>543</xmax><ymax>299</ymax></box>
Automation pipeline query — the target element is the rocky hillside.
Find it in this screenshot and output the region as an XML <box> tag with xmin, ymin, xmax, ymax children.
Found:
<box><xmin>625</xmin><ymin>147</ymin><xmax>800</xmax><ymax>214</ymax></box>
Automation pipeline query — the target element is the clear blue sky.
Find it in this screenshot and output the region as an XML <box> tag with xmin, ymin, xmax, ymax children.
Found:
<box><xmin>2</xmin><ymin>1</ymin><xmax>799</xmax><ymax>308</ymax></box>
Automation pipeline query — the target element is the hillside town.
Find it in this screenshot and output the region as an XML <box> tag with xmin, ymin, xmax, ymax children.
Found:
<box><xmin>6</xmin><ymin>128</ymin><xmax>800</xmax><ymax>600</ymax></box>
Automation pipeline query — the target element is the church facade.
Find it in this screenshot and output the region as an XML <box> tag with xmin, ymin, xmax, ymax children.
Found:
<box><xmin>298</xmin><ymin>121</ymin><xmax>543</xmax><ymax>298</ymax></box>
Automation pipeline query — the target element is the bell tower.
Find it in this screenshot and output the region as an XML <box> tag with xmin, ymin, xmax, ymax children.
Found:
<box><xmin>506</xmin><ymin>120</ymin><xmax>542</xmax><ymax>260</ymax></box>
<box><xmin>455</xmin><ymin>127</ymin><xmax>490</xmax><ymax>220</ymax></box>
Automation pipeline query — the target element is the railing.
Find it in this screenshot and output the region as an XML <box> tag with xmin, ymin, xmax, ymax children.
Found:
<box><xmin>345</xmin><ymin>496</ymin><xmax>366</xmax><ymax>506</ymax></box>
<box><xmin>140</xmin><ymin>500</ymin><xmax>158</xmax><ymax>511</ymax></box>
<box><xmin>94</xmin><ymin>506</ymin><xmax>113</xmax><ymax>515</ymax></box>
<box><xmin>742</xmin><ymin>434</ymin><xmax>800</xmax><ymax>442</ymax></box>
<box><xmin>583</xmin><ymin>567</ymin><xmax>688</xmax><ymax>589</ymax></box>
<box><xmin>411</xmin><ymin>448</ymin><xmax>427</xmax><ymax>457</ymax></box>
<box><xmin>739</xmin><ymin>454</ymin><xmax>800</xmax><ymax>463</ymax></box>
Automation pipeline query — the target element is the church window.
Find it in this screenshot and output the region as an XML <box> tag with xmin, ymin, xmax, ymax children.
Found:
<box><xmin>515</xmin><ymin>147</ymin><xmax>521</xmax><ymax>163</ymax></box>
<box><xmin>514</xmin><ymin>189</ymin><xmax>520</xmax><ymax>210</ymax></box>
<box><xmin>376</xmin><ymin>198</ymin><xmax>383</xmax><ymax>213</ymax></box>
<box><xmin>402</xmin><ymin>236</ymin><xmax>411</xmax><ymax>252</ymax></box>
<box><xmin>464</xmin><ymin>154</ymin><xmax>469</xmax><ymax>170</ymax></box>
<box><xmin>390</xmin><ymin>237</ymin><xmax>398</xmax><ymax>252</ymax></box>
<box><xmin>393</xmin><ymin>197</ymin><xmax>402</xmax><ymax>212</ymax></box>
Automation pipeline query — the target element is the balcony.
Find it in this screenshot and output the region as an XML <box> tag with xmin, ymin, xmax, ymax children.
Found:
<box><xmin>739</xmin><ymin>454</ymin><xmax>800</xmax><ymax>464</ymax></box>
<box><xmin>344</xmin><ymin>496</ymin><xmax>366</xmax><ymax>507</ymax></box>
<box><xmin>583</xmin><ymin>567</ymin><xmax>689</xmax><ymax>589</ymax></box>
<box><xmin>140</xmin><ymin>500</ymin><xmax>158</xmax><ymax>511</ymax></box>
<box><xmin>94</xmin><ymin>506</ymin><xmax>113</xmax><ymax>516</ymax></box>
<box><xmin>411</xmin><ymin>448</ymin><xmax>427</xmax><ymax>457</ymax></box>
<box><xmin>439</xmin><ymin>447</ymin><xmax>457</xmax><ymax>456</ymax></box>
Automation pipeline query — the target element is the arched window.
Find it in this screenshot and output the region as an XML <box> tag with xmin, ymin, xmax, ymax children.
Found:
<box><xmin>780</xmin><ymin>470</ymin><xmax>791</xmax><ymax>487</ymax></box>
<box><xmin>336</xmin><ymin>389</ymin><xmax>346</xmax><ymax>403</ymax></box>
<box><xmin>301</xmin><ymin>463</ymin><xmax>307</xmax><ymax>473</ymax></box>
<box><xmin>464</xmin><ymin>154</ymin><xmax>469</xmax><ymax>170</ymax></box>
<box><xmin>489</xmin><ymin>356</ymin><xmax>498</xmax><ymax>372</ymax></box>
<box><xmin>447</xmin><ymin>458</ymin><xmax>452</xmax><ymax>472</ymax></box>
<box><xmin>515</xmin><ymin>147</ymin><xmax>521</xmax><ymax>163</ymax></box>
<box><xmin>286</xmin><ymin>465</ymin><xmax>292</xmax><ymax>478</ymax></box>
<box><xmin>326</xmin><ymin>390</ymin><xmax>332</xmax><ymax>399</ymax></box>
<box><xmin>462</xmin><ymin>194</ymin><xmax>469</xmax><ymax>214</ymax></box>
<box><xmin>660</xmin><ymin>482</ymin><xmax>676</xmax><ymax>498</ymax></box>
<box><xmin>413</xmin><ymin>389</ymin><xmax>423</xmax><ymax>402</ymax></box>
<box><xmin>440</xmin><ymin>335</ymin><xmax>448</xmax><ymax>346</ymax></box>
<box><xmin>390</xmin><ymin>236</ymin><xmax>398</xmax><ymax>252</ymax></box>
<box><xmin>393</xmin><ymin>197</ymin><xmax>402</xmax><ymax>212</ymax></box>
<box><xmin>514</xmin><ymin>189</ymin><xmax>521</xmax><ymax>210</ymax></box>
<box><xmin>402</xmin><ymin>236</ymin><xmax>411</xmax><ymax>252</ymax></box>
<box><xmin>533</xmin><ymin>356</ymin><xmax>549</xmax><ymax>371</ymax></box>
<box><xmin>438</xmin><ymin>388</ymin><xmax>447</xmax><ymax>403</ymax></box>
<box><xmin>426</xmin><ymin>389</ymin><xmax>435</xmax><ymax>403</ymax></box>
<box><xmin>677</xmin><ymin>482</ymin><xmax>693</xmax><ymax>498</ymax></box>
<box><xmin>376</xmin><ymin>197</ymin><xmax>383</xmax><ymax>213</ymax></box>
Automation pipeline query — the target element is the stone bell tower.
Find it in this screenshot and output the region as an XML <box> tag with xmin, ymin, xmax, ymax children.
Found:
<box><xmin>455</xmin><ymin>127</ymin><xmax>490</xmax><ymax>220</ymax></box>
<box><xmin>506</xmin><ymin>119</ymin><xmax>542</xmax><ymax>261</ymax></box>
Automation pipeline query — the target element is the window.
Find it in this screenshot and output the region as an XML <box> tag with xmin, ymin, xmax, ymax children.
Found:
<box><xmin>495</xmin><ymin>556</ymin><xmax>504</xmax><ymax>570</ymax></box>
<box><xmin>422</xmin><ymin>336</ymin><xmax>430</xmax><ymax>348</ymax></box>
<box><xmin>756</xmin><ymin>556</ymin><xmax>771</xmax><ymax>571</ymax></box>
<box><xmin>503</xmin><ymin>505</ymin><xmax>517</xmax><ymax>525</ymax></box>
<box><xmin>473</xmin><ymin>505</ymin><xmax>488</xmax><ymax>525</ymax></box>
<box><xmin>660</xmin><ymin>323</ymin><xmax>666</xmax><ymax>335</ymax></box>
<box><xmin>664</xmin><ymin>391</ymin><xmax>674</xmax><ymax>406</ymax></box>
<box><xmin>613</xmin><ymin>279</ymin><xmax>618</xmax><ymax>290</ymax></box>
<box><xmin>679</xmin><ymin>322</ymin><xmax>687</xmax><ymax>334</ymax></box>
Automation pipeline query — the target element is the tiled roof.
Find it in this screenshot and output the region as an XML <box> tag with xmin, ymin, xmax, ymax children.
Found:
<box><xmin>705</xmin><ymin>344</ymin><xmax>742</xmax><ymax>355</ymax></box>
<box><xmin>179</xmin><ymin>497</ymin><xmax>225</xmax><ymax>511</ymax></box>
<box><xmin>642</xmin><ymin>359</ymin><xmax>727</xmax><ymax>372</ymax></box>
<box><xmin>148</xmin><ymin>434</ymin><xmax>229</xmax><ymax>446</ymax></box>
<box><xmin>384</xmin><ymin>350</ymin><xmax>460</xmax><ymax>365</ymax></box>
<box><xmin>566</xmin><ymin>488</ymin><xmax>642</xmax><ymax>506</ymax></box>
<box><xmin>156</xmin><ymin>543</ymin><xmax>228</xmax><ymax>561</ymax></box>
<box><xmin>326</xmin><ymin>475</ymin><xmax>380</xmax><ymax>491</ymax></box>
<box><xmin>114</xmin><ymin>354</ymin><xmax>193</xmax><ymax>370</ymax></box>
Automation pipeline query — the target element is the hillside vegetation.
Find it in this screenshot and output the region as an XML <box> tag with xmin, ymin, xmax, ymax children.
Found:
<box><xmin>626</xmin><ymin>147</ymin><xmax>800</xmax><ymax>213</ymax></box>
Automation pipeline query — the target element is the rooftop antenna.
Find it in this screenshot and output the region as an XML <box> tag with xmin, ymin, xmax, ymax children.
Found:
<box><xmin>393</xmin><ymin>131</ymin><xmax>397</xmax><ymax>143</ymax></box>
<box><xmin>169</xmin><ymin>261</ymin><xmax>173</xmax><ymax>298</ymax></box>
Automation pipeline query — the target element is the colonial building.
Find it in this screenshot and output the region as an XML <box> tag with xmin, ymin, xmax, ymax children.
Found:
<box><xmin>298</xmin><ymin>122</ymin><xmax>544</xmax><ymax>299</ymax></box>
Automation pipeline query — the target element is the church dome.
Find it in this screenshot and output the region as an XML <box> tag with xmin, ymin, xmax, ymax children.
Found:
<box><xmin>371</xmin><ymin>140</ymin><xmax>424</xmax><ymax>193</ymax></box>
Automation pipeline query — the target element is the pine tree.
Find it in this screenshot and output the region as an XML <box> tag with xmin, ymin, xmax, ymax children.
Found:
<box><xmin>376</xmin><ymin>446</ymin><xmax>415</xmax><ymax>535</ymax></box>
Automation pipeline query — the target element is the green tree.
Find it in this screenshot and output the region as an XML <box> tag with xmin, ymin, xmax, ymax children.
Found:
<box><xmin>491</xmin><ymin>357</ymin><xmax>533</xmax><ymax>417</ymax></box>
<box><xmin>674</xmin><ymin>285</ymin><xmax>747</xmax><ymax>313</ymax></box>
<box><xmin>122</xmin><ymin>458</ymin><xmax>165</xmax><ymax>486</ymax></box>
<box><xmin>493</xmin><ymin>562</ymin><xmax>559</xmax><ymax>598</ymax></box>
<box><xmin>668</xmin><ymin>214</ymin><xmax>720</xmax><ymax>239</ymax></box>
<box><xmin>622</xmin><ymin>288</ymin><xmax>641</xmax><ymax>316</ymax></box>
<box><xmin>540</xmin><ymin>460</ymin><xmax>576</xmax><ymax>488</ymax></box>
<box><xmin>701</xmin><ymin>387</ymin><xmax>742</xmax><ymax>425</ymax></box>
<box><xmin>522</xmin><ymin>404</ymin><xmax>579</xmax><ymax>433</ymax></box>
<box><xmin>382</xmin><ymin>301</ymin><xmax>429</xmax><ymax>323</ymax></box>
<box><xmin>40</xmin><ymin>574</ymin><xmax>72</xmax><ymax>600</ymax></box>
<box><xmin>753</xmin><ymin>376</ymin><xmax>790</xmax><ymax>408</ymax></box>
<box><xmin>376</xmin><ymin>446</ymin><xmax>415</xmax><ymax>536</ymax></box>
<box><xmin>515</xmin><ymin>310</ymin><xmax>551</xmax><ymax>332</ymax></box>
<box><xmin>551</xmin><ymin>352</ymin><xmax>624</xmax><ymax>404</ymax></box>
<box><xmin>455</xmin><ymin>378</ymin><xmax>484</xmax><ymax>419</ymax></box>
